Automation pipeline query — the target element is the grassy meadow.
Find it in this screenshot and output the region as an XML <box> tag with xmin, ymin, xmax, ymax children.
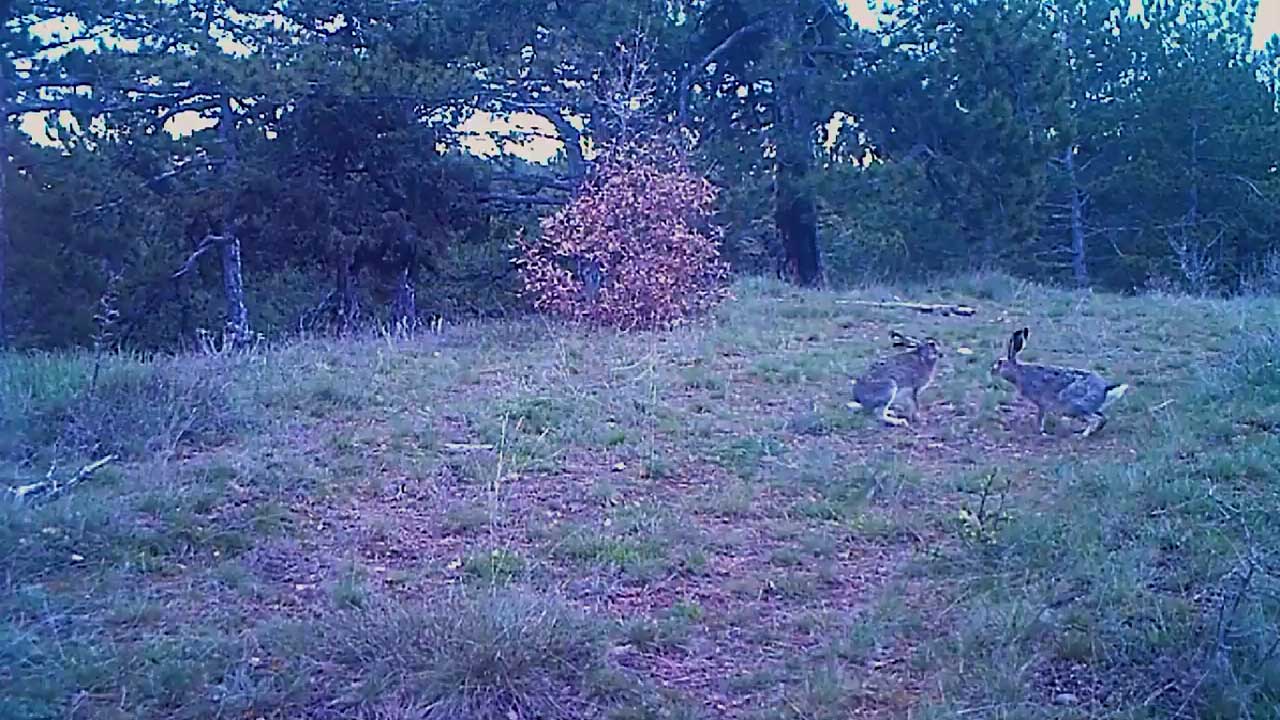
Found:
<box><xmin>2</xmin><ymin>275</ymin><xmax>1279</xmax><ymax>719</ymax></box>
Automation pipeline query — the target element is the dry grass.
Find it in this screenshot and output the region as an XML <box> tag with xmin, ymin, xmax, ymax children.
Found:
<box><xmin>3</xmin><ymin>276</ymin><xmax>1279</xmax><ymax>719</ymax></box>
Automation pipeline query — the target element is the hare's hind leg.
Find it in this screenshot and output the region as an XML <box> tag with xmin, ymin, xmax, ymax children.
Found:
<box><xmin>880</xmin><ymin>405</ymin><xmax>909</xmax><ymax>427</ymax></box>
<box><xmin>846</xmin><ymin>378</ymin><xmax>864</xmax><ymax>411</ymax></box>
<box><xmin>1036</xmin><ymin>407</ymin><xmax>1049</xmax><ymax>435</ymax></box>
<box><xmin>879</xmin><ymin>384</ymin><xmax>909</xmax><ymax>427</ymax></box>
<box><xmin>1081</xmin><ymin>412</ymin><xmax>1107</xmax><ymax>437</ymax></box>
<box><xmin>850</xmin><ymin>380</ymin><xmax>907</xmax><ymax>427</ymax></box>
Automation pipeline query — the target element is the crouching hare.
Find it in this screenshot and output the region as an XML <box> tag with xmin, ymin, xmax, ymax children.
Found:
<box><xmin>848</xmin><ymin>331</ymin><xmax>942</xmax><ymax>427</ymax></box>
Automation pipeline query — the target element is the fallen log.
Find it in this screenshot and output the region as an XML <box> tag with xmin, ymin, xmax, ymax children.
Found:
<box><xmin>834</xmin><ymin>299</ymin><xmax>978</xmax><ymax>317</ymax></box>
<box><xmin>9</xmin><ymin>454</ymin><xmax>119</xmax><ymax>503</ymax></box>
<box><xmin>442</xmin><ymin>442</ymin><xmax>495</xmax><ymax>452</ymax></box>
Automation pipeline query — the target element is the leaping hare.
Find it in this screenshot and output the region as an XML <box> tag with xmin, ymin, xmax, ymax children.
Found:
<box><xmin>848</xmin><ymin>331</ymin><xmax>942</xmax><ymax>427</ymax></box>
<box><xmin>991</xmin><ymin>327</ymin><xmax>1129</xmax><ymax>437</ymax></box>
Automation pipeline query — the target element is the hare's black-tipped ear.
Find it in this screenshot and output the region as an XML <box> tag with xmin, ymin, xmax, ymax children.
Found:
<box><xmin>890</xmin><ymin>331</ymin><xmax>912</xmax><ymax>348</ymax></box>
<box><xmin>1010</xmin><ymin>329</ymin><xmax>1026</xmax><ymax>357</ymax></box>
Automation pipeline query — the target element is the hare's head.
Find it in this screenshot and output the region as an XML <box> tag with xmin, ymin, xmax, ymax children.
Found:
<box><xmin>991</xmin><ymin>327</ymin><xmax>1029</xmax><ymax>380</ymax></box>
<box><xmin>919</xmin><ymin>337</ymin><xmax>942</xmax><ymax>365</ymax></box>
<box><xmin>892</xmin><ymin>331</ymin><xmax>942</xmax><ymax>364</ymax></box>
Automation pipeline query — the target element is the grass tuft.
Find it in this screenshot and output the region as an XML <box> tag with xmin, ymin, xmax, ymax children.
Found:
<box><xmin>290</xmin><ymin>590</ymin><xmax>625</xmax><ymax>719</ymax></box>
<box><xmin>0</xmin><ymin>353</ymin><xmax>244</xmax><ymax>468</ymax></box>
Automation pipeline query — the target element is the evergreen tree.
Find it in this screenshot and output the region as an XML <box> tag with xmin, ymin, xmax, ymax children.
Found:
<box><xmin>1091</xmin><ymin>0</ymin><xmax>1279</xmax><ymax>291</ymax></box>
<box><xmin>678</xmin><ymin>0</ymin><xmax>882</xmax><ymax>286</ymax></box>
<box><xmin>851</xmin><ymin>0</ymin><xmax>1071</xmax><ymax>271</ymax></box>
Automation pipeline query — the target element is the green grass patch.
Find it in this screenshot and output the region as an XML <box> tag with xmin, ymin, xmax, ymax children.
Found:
<box><xmin>4</xmin><ymin>279</ymin><xmax>1279</xmax><ymax>719</ymax></box>
<box><xmin>271</xmin><ymin>590</ymin><xmax>635</xmax><ymax>718</ymax></box>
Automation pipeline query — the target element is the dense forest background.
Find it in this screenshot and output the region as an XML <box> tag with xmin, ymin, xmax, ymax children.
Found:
<box><xmin>2</xmin><ymin>0</ymin><xmax>1278</xmax><ymax>350</ymax></box>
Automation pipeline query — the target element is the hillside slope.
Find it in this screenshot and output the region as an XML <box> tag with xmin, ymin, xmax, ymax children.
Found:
<box><xmin>3</xmin><ymin>277</ymin><xmax>1279</xmax><ymax>719</ymax></box>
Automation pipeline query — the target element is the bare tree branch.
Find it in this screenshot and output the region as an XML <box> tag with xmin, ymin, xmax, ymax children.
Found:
<box><xmin>9</xmin><ymin>454</ymin><xmax>119</xmax><ymax>502</ymax></box>
<box><xmin>805</xmin><ymin>43</ymin><xmax>879</xmax><ymax>59</ymax></box>
<box><xmin>489</xmin><ymin>173</ymin><xmax>580</xmax><ymax>192</ymax></box>
<box><xmin>12</xmin><ymin>77</ymin><xmax>199</xmax><ymax>95</ymax></box>
<box><xmin>834</xmin><ymin>299</ymin><xmax>978</xmax><ymax>317</ymax></box>
<box><xmin>1229</xmin><ymin>174</ymin><xmax>1279</xmax><ymax>206</ymax></box>
<box><xmin>151</xmin><ymin>98</ymin><xmax>221</xmax><ymax>131</ymax></box>
<box><xmin>679</xmin><ymin>15</ymin><xmax>773</xmax><ymax>123</ymax></box>
<box><xmin>73</xmin><ymin>157</ymin><xmax>224</xmax><ymax>218</ymax></box>
<box><xmin>172</xmin><ymin>234</ymin><xmax>225</xmax><ymax>278</ymax></box>
<box><xmin>474</xmin><ymin>192</ymin><xmax>565</xmax><ymax>206</ymax></box>
<box><xmin>12</xmin><ymin>27</ymin><xmax>112</xmax><ymax>60</ymax></box>
<box><xmin>6</xmin><ymin>91</ymin><xmax>210</xmax><ymax>119</ymax></box>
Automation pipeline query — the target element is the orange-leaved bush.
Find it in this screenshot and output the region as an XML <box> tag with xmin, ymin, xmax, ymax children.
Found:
<box><xmin>516</xmin><ymin>141</ymin><xmax>730</xmax><ymax>329</ymax></box>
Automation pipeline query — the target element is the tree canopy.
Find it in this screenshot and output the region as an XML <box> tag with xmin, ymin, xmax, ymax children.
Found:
<box><xmin>2</xmin><ymin>0</ymin><xmax>1278</xmax><ymax>348</ymax></box>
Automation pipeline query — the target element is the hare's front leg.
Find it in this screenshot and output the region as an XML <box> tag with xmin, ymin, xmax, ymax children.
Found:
<box><xmin>908</xmin><ymin>387</ymin><xmax>922</xmax><ymax>423</ymax></box>
<box><xmin>1035</xmin><ymin>406</ymin><xmax>1049</xmax><ymax>435</ymax></box>
<box><xmin>1081</xmin><ymin>412</ymin><xmax>1107</xmax><ymax>437</ymax></box>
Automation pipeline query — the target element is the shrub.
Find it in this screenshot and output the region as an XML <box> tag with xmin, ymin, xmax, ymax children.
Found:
<box><xmin>1200</xmin><ymin>327</ymin><xmax>1280</xmax><ymax>423</ymax></box>
<box><xmin>0</xmin><ymin>353</ymin><xmax>242</xmax><ymax>466</ymax></box>
<box><xmin>516</xmin><ymin>139</ymin><xmax>730</xmax><ymax>329</ymax></box>
<box><xmin>293</xmin><ymin>590</ymin><xmax>625</xmax><ymax>719</ymax></box>
<box><xmin>1238</xmin><ymin>248</ymin><xmax>1280</xmax><ymax>297</ymax></box>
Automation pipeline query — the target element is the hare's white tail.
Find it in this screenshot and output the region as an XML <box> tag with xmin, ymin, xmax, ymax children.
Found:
<box><xmin>847</xmin><ymin>378</ymin><xmax>863</xmax><ymax>410</ymax></box>
<box><xmin>1102</xmin><ymin>383</ymin><xmax>1130</xmax><ymax>409</ymax></box>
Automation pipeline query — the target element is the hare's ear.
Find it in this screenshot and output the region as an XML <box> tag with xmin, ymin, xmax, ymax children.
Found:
<box><xmin>1010</xmin><ymin>329</ymin><xmax>1027</xmax><ymax>358</ymax></box>
<box><xmin>890</xmin><ymin>331</ymin><xmax>913</xmax><ymax>348</ymax></box>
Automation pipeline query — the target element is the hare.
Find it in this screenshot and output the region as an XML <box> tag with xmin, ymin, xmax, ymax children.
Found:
<box><xmin>991</xmin><ymin>327</ymin><xmax>1129</xmax><ymax>437</ymax></box>
<box><xmin>847</xmin><ymin>331</ymin><xmax>942</xmax><ymax>427</ymax></box>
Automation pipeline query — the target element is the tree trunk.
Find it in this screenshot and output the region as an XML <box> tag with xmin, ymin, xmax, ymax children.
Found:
<box><xmin>577</xmin><ymin>257</ymin><xmax>602</xmax><ymax>304</ymax></box>
<box><xmin>1064</xmin><ymin>148</ymin><xmax>1089</xmax><ymax>287</ymax></box>
<box><xmin>548</xmin><ymin>111</ymin><xmax>586</xmax><ymax>180</ymax></box>
<box><xmin>0</xmin><ymin>71</ymin><xmax>9</xmax><ymax>350</ymax></box>
<box><xmin>392</xmin><ymin>263</ymin><xmax>417</xmax><ymax>334</ymax></box>
<box><xmin>175</xmin><ymin>275</ymin><xmax>193</xmax><ymax>346</ymax></box>
<box><xmin>1187</xmin><ymin>117</ymin><xmax>1200</xmax><ymax>228</ymax></box>
<box><xmin>0</xmin><ymin>127</ymin><xmax>8</xmax><ymax>351</ymax></box>
<box><xmin>981</xmin><ymin>228</ymin><xmax>996</xmax><ymax>267</ymax></box>
<box><xmin>1175</xmin><ymin>115</ymin><xmax>1213</xmax><ymax>295</ymax></box>
<box><xmin>549</xmin><ymin>116</ymin><xmax>601</xmax><ymax>300</ymax></box>
<box><xmin>774</xmin><ymin>159</ymin><xmax>822</xmax><ymax>287</ymax></box>
<box><xmin>335</xmin><ymin>249</ymin><xmax>360</xmax><ymax>333</ymax></box>
<box><xmin>218</xmin><ymin>95</ymin><xmax>252</xmax><ymax>347</ymax></box>
<box><xmin>392</xmin><ymin>229</ymin><xmax>416</xmax><ymax>334</ymax></box>
<box><xmin>220</xmin><ymin>233</ymin><xmax>251</xmax><ymax>345</ymax></box>
<box><xmin>774</xmin><ymin>75</ymin><xmax>822</xmax><ymax>288</ymax></box>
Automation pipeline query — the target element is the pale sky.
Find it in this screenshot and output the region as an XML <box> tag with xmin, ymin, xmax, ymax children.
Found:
<box><xmin>16</xmin><ymin>0</ymin><xmax>1280</xmax><ymax>160</ymax></box>
<box><xmin>1253</xmin><ymin>0</ymin><xmax>1280</xmax><ymax>44</ymax></box>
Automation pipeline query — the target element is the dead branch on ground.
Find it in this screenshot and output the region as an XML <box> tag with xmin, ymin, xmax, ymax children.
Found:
<box><xmin>833</xmin><ymin>299</ymin><xmax>978</xmax><ymax>317</ymax></box>
<box><xmin>9</xmin><ymin>454</ymin><xmax>119</xmax><ymax>503</ymax></box>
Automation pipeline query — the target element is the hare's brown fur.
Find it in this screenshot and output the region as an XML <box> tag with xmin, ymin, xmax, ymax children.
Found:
<box><xmin>849</xmin><ymin>332</ymin><xmax>941</xmax><ymax>427</ymax></box>
<box><xmin>991</xmin><ymin>327</ymin><xmax>1129</xmax><ymax>436</ymax></box>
